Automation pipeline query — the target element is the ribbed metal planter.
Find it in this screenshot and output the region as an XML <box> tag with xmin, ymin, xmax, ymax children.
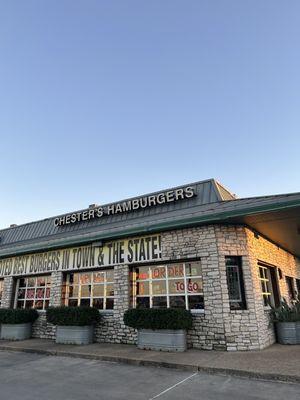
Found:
<box><xmin>276</xmin><ymin>322</ymin><xmax>298</xmax><ymax>345</ymax></box>
<box><xmin>297</xmin><ymin>322</ymin><xmax>300</xmax><ymax>343</ymax></box>
<box><xmin>137</xmin><ymin>329</ymin><xmax>187</xmax><ymax>352</ymax></box>
<box><xmin>56</xmin><ymin>325</ymin><xmax>94</xmax><ymax>345</ymax></box>
<box><xmin>0</xmin><ymin>323</ymin><xmax>32</xmax><ymax>340</ymax></box>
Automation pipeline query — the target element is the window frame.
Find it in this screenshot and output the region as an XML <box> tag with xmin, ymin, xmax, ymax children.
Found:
<box><xmin>0</xmin><ymin>279</ymin><xmax>3</xmax><ymax>307</ymax></box>
<box><xmin>14</xmin><ymin>275</ymin><xmax>52</xmax><ymax>310</ymax></box>
<box><xmin>285</xmin><ymin>276</ymin><xmax>296</xmax><ymax>301</ymax></box>
<box><xmin>131</xmin><ymin>261</ymin><xmax>204</xmax><ymax>312</ymax></box>
<box><xmin>225</xmin><ymin>256</ymin><xmax>247</xmax><ymax>310</ymax></box>
<box><xmin>258</xmin><ymin>262</ymin><xmax>280</xmax><ymax>308</ymax></box>
<box><xmin>63</xmin><ymin>269</ymin><xmax>115</xmax><ymax>311</ymax></box>
<box><xmin>296</xmin><ymin>278</ymin><xmax>300</xmax><ymax>297</ymax></box>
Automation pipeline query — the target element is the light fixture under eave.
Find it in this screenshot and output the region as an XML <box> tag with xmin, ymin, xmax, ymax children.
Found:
<box><xmin>92</xmin><ymin>241</ymin><xmax>103</xmax><ymax>247</ymax></box>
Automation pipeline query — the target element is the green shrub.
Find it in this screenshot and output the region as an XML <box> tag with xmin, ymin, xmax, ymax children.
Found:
<box><xmin>46</xmin><ymin>306</ymin><xmax>101</xmax><ymax>326</ymax></box>
<box><xmin>123</xmin><ymin>308</ymin><xmax>193</xmax><ymax>330</ymax></box>
<box><xmin>0</xmin><ymin>308</ymin><xmax>39</xmax><ymax>324</ymax></box>
<box><xmin>271</xmin><ymin>299</ymin><xmax>300</xmax><ymax>322</ymax></box>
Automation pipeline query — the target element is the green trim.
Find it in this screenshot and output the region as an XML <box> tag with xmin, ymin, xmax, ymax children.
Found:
<box><xmin>1</xmin><ymin>198</ymin><xmax>300</xmax><ymax>259</ymax></box>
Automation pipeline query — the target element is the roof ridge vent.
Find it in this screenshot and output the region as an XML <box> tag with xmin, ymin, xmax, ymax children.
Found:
<box><xmin>89</xmin><ymin>204</ymin><xmax>99</xmax><ymax>209</ymax></box>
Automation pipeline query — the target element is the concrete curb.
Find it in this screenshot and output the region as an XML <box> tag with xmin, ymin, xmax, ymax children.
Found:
<box><xmin>0</xmin><ymin>345</ymin><xmax>299</xmax><ymax>384</ymax></box>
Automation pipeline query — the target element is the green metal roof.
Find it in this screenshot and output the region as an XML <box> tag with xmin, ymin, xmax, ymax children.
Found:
<box><xmin>0</xmin><ymin>179</ymin><xmax>300</xmax><ymax>258</ymax></box>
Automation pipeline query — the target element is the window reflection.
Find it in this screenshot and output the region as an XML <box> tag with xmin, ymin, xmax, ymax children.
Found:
<box><xmin>15</xmin><ymin>275</ymin><xmax>51</xmax><ymax>310</ymax></box>
<box><xmin>64</xmin><ymin>270</ymin><xmax>114</xmax><ymax>310</ymax></box>
<box><xmin>132</xmin><ymin>261</ymin><xmax>203</xmax><ymax>310</ymax></box>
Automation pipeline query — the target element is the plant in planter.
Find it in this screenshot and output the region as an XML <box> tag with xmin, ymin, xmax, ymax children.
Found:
<box><xmin>124</xmin><ymin>308</ymin><xmax>193</xmax><ymax>352</ymax></box>
<box><xmin>271</xmin><ymin>299</ymin><xmax>300</xmax><ymax>344</ymax></box>
<box><xmin>46</xmin><ymin>306</ymin><xmax>101</xmax><ymax>345</ymax></box>
<box><xmin>0</xmin><ymin>309</ymin><xmax>39</xmax><ymax>340</ymax></box>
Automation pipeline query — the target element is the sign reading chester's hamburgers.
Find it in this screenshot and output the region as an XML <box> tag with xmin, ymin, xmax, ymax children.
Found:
<box><xmin>54</xmin><ymin>186</ymin><xmax>196</xmax><ymax>227</ymax></box>
<box><xmin>0</xmin><ymin>235</ymin><xmax>161</xmax><ymax>278</ymax></box>
<box><xmin>0</xmin><ymin>187</ymin><xmax>196</xmax><ymax>278</ymax></box>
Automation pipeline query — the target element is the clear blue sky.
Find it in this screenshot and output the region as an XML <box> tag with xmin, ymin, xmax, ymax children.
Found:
<box><xmin>0</xmin><ymin>1</ymin><xmax>299</xmax><ymax>229</ymax></box>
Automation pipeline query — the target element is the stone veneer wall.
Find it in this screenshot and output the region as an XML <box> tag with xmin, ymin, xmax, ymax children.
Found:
<box><xmin>94</xmin><ymin>264</ymin><xmax>136</xmax><ymax>344</ymax></box>
<box><xmin>1</xmin><ymin>276</ymin><xmax>14</xmax><ymax>308</ymax></box>
<box><xmin>160</xmin><ymin>225</ymin><xmax>300</xmax><ymax>351</ymax></box>
<box><xmin>1</xmin><ymin>225</ymin><xmax>300</xmax><ymax>350</ymax></box>
<box><xmin>32</xmin><ymin>312</ymin><xmax>56</xmax><ymax>339</ymax></box>
<box><xmin>214</xmin><ymin>225</ymin><xmax>264</xmax><ymax>350</ymax></box>
<box><xmin>32</xmin><ymin>271</ymin><xmax>63</xmax><ymax>339</ymax></box>
<box><xmin>214</xmin><ymin>225</ymin><xmax>300</xmax><ymax>350</ymax></box>
<box><xmin>245</xmin><ymin>228</ymin><xmax>300</xmax><ymax>349</ymax></box>
<box><xmin>161</xmin><ymin>226</ymin><xmax>227</xmax><ymax>350</ymax></box>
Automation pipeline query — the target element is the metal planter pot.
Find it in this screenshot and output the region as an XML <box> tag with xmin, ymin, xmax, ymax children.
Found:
<box><xmin>297</xmin><ymin>322</ymin><xmax>300</xmax><ymax>343</ymax></box>
<box><xmin>276</xmin><ymin>322</ymin><xmax>298</xmax><ymax>345</ymax></box>
<box><xmin>56</xmin><ymin>325</ymin><xmax>94</xmax><ymax>345</ymax></box>
<box><xmin>137</xmin><ymin>329</ymin><xmax>187</xmax><ymax>352</ymax></box>
<box><xmin>0</xmin><ymin>323</ymin><xmax>32</xmax><ymax>341</ymax></box>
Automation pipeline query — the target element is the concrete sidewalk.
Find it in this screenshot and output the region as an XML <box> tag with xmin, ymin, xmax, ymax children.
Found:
<box><xmin>0</xmin><ymin>339</ymin><xmax>299</xmax><ymax>383</ymax></box>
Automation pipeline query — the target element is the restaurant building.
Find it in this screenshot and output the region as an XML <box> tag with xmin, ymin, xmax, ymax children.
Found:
<box><xmin>0</xmin><ymin>179</ymin><xmax>300</xmax><ymax>351</ymax></box>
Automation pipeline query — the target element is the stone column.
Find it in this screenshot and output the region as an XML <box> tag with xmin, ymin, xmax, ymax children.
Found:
<box><xmin>94</xmin><ymin>264</ymin><xmax>137</xmax><ymax>344</ymax></box>
<box><xmin>32</xmin><ymin>271</ymin><xmax>64</xmax><ymax>340</ymax></box>
<box><xmin>215</xmin><ymin>225</ymin><xmax>262</xmax><ymax>351</ymax></box>
<box><xmin>114</xmin><ymin>264</ymin><xmax>130</xmax><ymax>316</ymax></box>
<box><xmin>161</xmin><ymin>226</ymin><xmax>227</xmax><ymax>350</ymax></box>
<box><xmin>113</xmin><ymin>264</ymin><xmax>137</xmax><ymax>343</ymax></box>
<box><xmin>49</xmin><ymin>271</ymin><xmax>64</xmax><ymax>307</ymax></box>
<box><xmin>1</xmin><ymin>276</ymin><xmax>15</xmax><ymax>308</ymax></box>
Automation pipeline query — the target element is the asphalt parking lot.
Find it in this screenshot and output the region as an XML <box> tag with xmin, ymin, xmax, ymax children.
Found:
<box><xmin>0</xmin><ymin>351</ymin><xmax>299</xmax><ymax>400</ymax></box>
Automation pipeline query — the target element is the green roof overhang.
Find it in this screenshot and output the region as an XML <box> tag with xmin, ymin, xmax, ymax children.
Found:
<box><xmin>0</xmin><ymin>198</ymin><xmax>300</xmax><ymax>258</ymax></box>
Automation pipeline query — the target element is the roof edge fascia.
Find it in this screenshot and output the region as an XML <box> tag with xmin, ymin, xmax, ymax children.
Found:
<box><xmin>1</xmin><ymin>197</ymin><xmax>300</xmax><ymax>259</ymax></box>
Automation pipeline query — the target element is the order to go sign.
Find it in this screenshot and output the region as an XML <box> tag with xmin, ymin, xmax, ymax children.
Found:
<box><xmin>176</xmin><ymin>282</ymin><xmax>199</xmax><ymax>292</ymax></box>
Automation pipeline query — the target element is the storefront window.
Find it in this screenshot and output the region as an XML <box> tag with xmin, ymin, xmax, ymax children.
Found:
<box><xmin>0</xmin><ymin>279</ymin><xmax>3</xmax><ymax>306</ymax></box>
<box><xmin>131</xmin><ymin>261</ymin><xmax>204</xmax><ymax>310</ymax></box>
<box><xmin>63</xmin><ymin>270</ymin><xmax>114</xmax><ymax>310</ymax></box>
<box><xmin>15</xmin><ymin>275</ymin><xmax>51</xmax><ymax>310</ymax></box>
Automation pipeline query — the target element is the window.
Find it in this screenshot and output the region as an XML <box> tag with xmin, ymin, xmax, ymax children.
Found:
<box><xmin>0</xmin><ymin>279</ymin><xmax>3</xmax><ymax>307</ymax></box>
<box><xmin>63</xmin><ymin>270</ymin><xmax>114</xmax><ymax>310</ymax></box>
<box><xmin>131</xmin><ymin>261</ymin><xmax>204</xmax><ymax>310</ymax></box>
<box><xmin>258</xmin><ymin>263</ymin><xmax>279</xmax><ymax>307</ymax></box>
<box><xmin>15</xmin><ymin>275</ymin><xmax>51</xmax><ymax>310</ymax></box>
<box><xmin>286</xmin><ymin>276</ymin><xmax>296</xmax><ymax>301</ymax></box>
<box><xmin>225</xmin><ymin>256</ymin><xmax>246</xmax><ymax>310</ymax></box>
